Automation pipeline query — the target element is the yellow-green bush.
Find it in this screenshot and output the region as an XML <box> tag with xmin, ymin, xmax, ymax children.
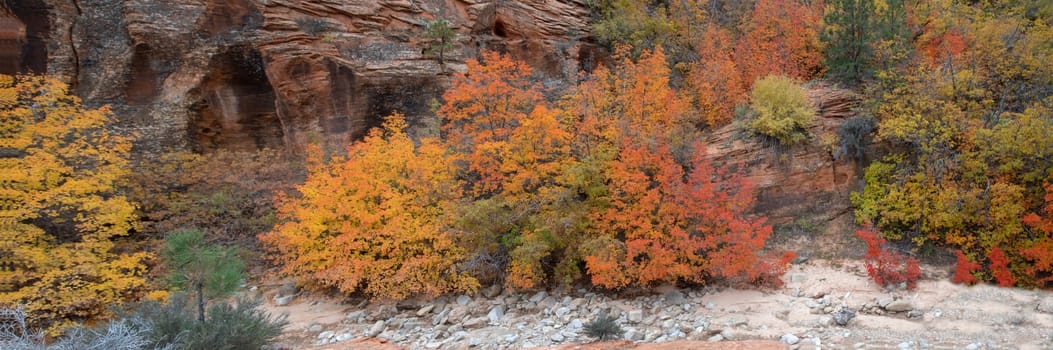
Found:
<box><xmin>747</xmin><ymin>76</ymin><xmax>815</xmax><ymax>145</ymax></box>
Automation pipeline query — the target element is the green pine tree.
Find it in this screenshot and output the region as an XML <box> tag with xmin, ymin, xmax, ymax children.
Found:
<box><xmin>822</xmin><ymin>0</ymin><xmax>910</xmax><ymax>84</ymax></box>
<box><xmin>822</xmin><ymin>0</ymin><xmax>876</xmax><ymax>84</ymax></box>
<box><xmin>872</xmin><ymin>0</ymin><xmax>911</xmax><ymax>71</ymax></box>
<box><xmin>426</xmin><ymin>19</ymin><xmax>456</xmax><ymax>66</ymax></box>
<box><xmin>161</xmin><ymin>229</ymin><xmax>245</xmax><ymax>322</ymax></box>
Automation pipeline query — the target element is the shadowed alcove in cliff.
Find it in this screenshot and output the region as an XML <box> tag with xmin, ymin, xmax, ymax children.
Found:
<box><xmin>0</xmin><ymin>10</ymin><xmax>24</xmax><ymax>75</ymax></box>
<box><xmin>189</xmin><ymin>47</ymin><xmax>282</xmax><ymax>152</ymax></box>
<box><xmin>125</xmin><ymin>44</ymin><xmax>174</xmax><ymax>105</ymax></box>
<box><xmin>3</xmin><ymin>0</ymin><xmax>48</xmax><ymax>74</ymax></box>
<box><xmin>323</xmin><ymin>59</ymin><xmax>447</xmax><ymax>143</ymax></box>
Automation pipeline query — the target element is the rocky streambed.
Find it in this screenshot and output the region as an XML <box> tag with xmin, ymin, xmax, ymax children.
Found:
<box><xmin>261</xmin><ymin>260</ymin><xmax>1053</xmax><ymax>350</ymax></box>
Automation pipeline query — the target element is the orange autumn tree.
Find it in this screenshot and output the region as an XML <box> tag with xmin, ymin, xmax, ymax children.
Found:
<box><xmin>261</xmin><ymin>113</ymin><xmax>477</xmax><ymax>299</ymax></box>
<box><xmin>689</xmin><ymin>24</ymin><xmax>745</xmax><ymax>127</ymax></box>
<box><xmin>499</xmin><ymin>105</ymin><xmax>579</xmax><ymax>288</ymax></box>
<box><xmin>609</xmin><ymin>47</ymin><xmax>690</xmax><ymax>138</ymax></box>
<box><xmin>565</xmin><ymin>48</ymin><xmax>785</xmax><ymax>288</ymax></box>
<box><xmin>585</xmin><ymin>139</ymin><xmax>781</xmax><ymax>288</ymax></box>
<box><xmin>571</xmin><ymin>46</ymin><xmax>691</xmax><ymax>147</ymax></box>
<box><xmin>438</xmin><ymin>51</ymin><xmax>544</xmax><ymax>196</ymax></box>
<box><xmin>736</xmin><ymin>0</ymin><xmax>824</xmax><ymax>83</ymax></box>
<box><xmin>686</xmin><ymin>0</ymin><xmax>823</xmax><ymax>128</ymax></box>
<box><xmin>436</xmin><ymin>51</ymin><xmax>581</xmax><ymax>288</ymax></box>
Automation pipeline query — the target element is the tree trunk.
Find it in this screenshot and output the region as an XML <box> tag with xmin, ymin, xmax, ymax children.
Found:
<box><xmin>196</xmin><ymin>280</ymin><xmax>205</xmax><ymax>323</ymax></box>
<box><xmin>438</xmin><ymin>37</ymin><xmax>446</xmax><ymax>67</ymax></box>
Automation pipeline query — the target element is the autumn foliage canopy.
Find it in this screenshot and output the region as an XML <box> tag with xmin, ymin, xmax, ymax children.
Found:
<box><xmin>262</xmin><ymin>51</ymin><xmax>789</xmax><ymax>298</ymax></box>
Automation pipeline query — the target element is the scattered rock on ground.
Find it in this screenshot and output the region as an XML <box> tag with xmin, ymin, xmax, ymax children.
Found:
<box><xmin>833</xmin><ymin>309</ymin><xmax>856</xmax><ymax>326</ymax></box>
<box><xmin>664</xmin><ymin>290</ymin><xmax>687</xmax><ymax>305</ymax></box>
<box><xmin>627</xmin><ymin>310</ymin><xmax>644</xmax><ymax>323</ymax></box>
<box><xmin>487</xmin><ymin>305</ymin><xmax>505</xmax><ymax>324</ymax></box>
<box><xmin>273</xmin><ymin>260</ymin><xmax>1053</xmax><ymax>350</ymax></box>
<box><xmin>274</xmin><ymin>293</ymin><xmax>296</xmax><ymax>306</ymax></box>
<box><xmin>366</xmin><ymin>321</ymin><xmax>385</xmax><ymax>337</ymax></box>
<box><xmin>884</xmin><ymin>299</ymin><xmax>914</xmax><ymax>312</ymax></box>
<box><xmin>278</xmin><ymin>280</ymin><xmax>298</xmax><ymax>296</ymax></box>
<box><xmin>416</xmin><ymin>304</ymin><xmax>434</xmax><ymax>316</ymax></box>
<box><xmin>1036</xmin><ymin>298</ymin><xmax>1053</xmax><ymax>314</ymax></box>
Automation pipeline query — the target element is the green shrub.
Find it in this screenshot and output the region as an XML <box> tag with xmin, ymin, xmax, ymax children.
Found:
<box><xmin>124</xmin><ymin>294</ymin><xmax>287</xmax><ymax>350</ymax></box>
<box><xmin>583</xmin><ymin>312</ymin><xmax>623</xmax><ymax>341</ymax></box>
<box><xmin>122</xmin><ymin>295</ymin><xmax>196</xmax><ymax>348</ymax></box>
<box><xmin>747</xmin><ymin>76</ymin><xmax>816</xmax><ymax>145</ymax></box>
<box><xmin>182</xmin><ymin>298</ymin><xmax>287</xmax><ymax>350</ymax></box>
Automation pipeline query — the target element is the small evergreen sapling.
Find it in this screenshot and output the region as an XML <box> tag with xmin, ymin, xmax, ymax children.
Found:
<box><xmin>161</xmin><ymin>229</ymin><xmax>245</xmax><ymax>322</ymax></box>
<box><xmin>425</xmin><ymin>19</ymin><xmax>456</xmax><ymax>66</ymax></box>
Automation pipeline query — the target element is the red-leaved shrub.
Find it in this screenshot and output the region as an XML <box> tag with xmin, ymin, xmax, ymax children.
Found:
<box><xmin>952</xmin><ymin>250</ymin><xmax>981</xmax><ymax>285</ymax></box>
<box><xmin>751</xmin><ymin>251</ymin><xmax>798</xmax><ymax>288</ymax></box>
<box><xmin>988</xmin><ymin>247</ymin><xmax>1016</xmax><ymax>287</ymax></box>
<box><xmin>856</xmin><ymin>226</ymin><xmax>921</xmax><ymax>289</ymax></box>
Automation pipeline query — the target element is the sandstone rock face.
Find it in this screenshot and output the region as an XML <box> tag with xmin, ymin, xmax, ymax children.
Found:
<box><xmin>14</xmin><ymin>0</ymin><xmax>596</xmax><ymax>152</ymax></box>
<box><xmin>14</xmin><ymin>0</ymin><xmax>860</xmax><ymax>220</ymax></box>
<box><xmin>703</xmin><ymin>84</ymin><xmax>865</xmax><ymax>222</ymax></box>
<box><xmin>255</xmin><ymin>0</ymin><xmax>596</xmax><ymax>150</ymax></box>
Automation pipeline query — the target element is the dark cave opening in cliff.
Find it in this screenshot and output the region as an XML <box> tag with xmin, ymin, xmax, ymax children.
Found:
<box><xmin>493</xmin><ymin>19</ymin><xmax>509</xmax><ymax>38</ymax></box>
<box><xmin>3</xmin><ymin>0</ymin><xmax>49</xmax><ymax>74</ymax></box>
<box><xmin>189</xmin><ymin>47</ymin><xmax>282</xmax><ymax>152</ymax></box>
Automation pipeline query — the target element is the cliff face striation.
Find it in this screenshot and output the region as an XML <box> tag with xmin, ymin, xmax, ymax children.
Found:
<box><xmin>10</xmin><ymin>0</ymin><xmax>597</xmax><ymax>152</ymax></box>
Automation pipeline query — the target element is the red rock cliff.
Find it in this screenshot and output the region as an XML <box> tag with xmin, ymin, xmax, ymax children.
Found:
<box><xmin>15</xmin><ymin>0</ymin><xmax>597</xmax><ymax>152</ymax></box>
<box><xmin>703</xmin><ymin>84</ymin><xmax>865</xmax><ymax>223</ymax></box>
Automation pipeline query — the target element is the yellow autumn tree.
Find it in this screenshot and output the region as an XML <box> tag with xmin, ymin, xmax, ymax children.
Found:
<box><xmin>0</xmin><ymin>74</ymin><xmax>148</xmax><ymax>331</ymax></box>
<box><xmin>261</xmin><ymin>113</ymin><xmax>477</xmax><ymax>299</ymax></box>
